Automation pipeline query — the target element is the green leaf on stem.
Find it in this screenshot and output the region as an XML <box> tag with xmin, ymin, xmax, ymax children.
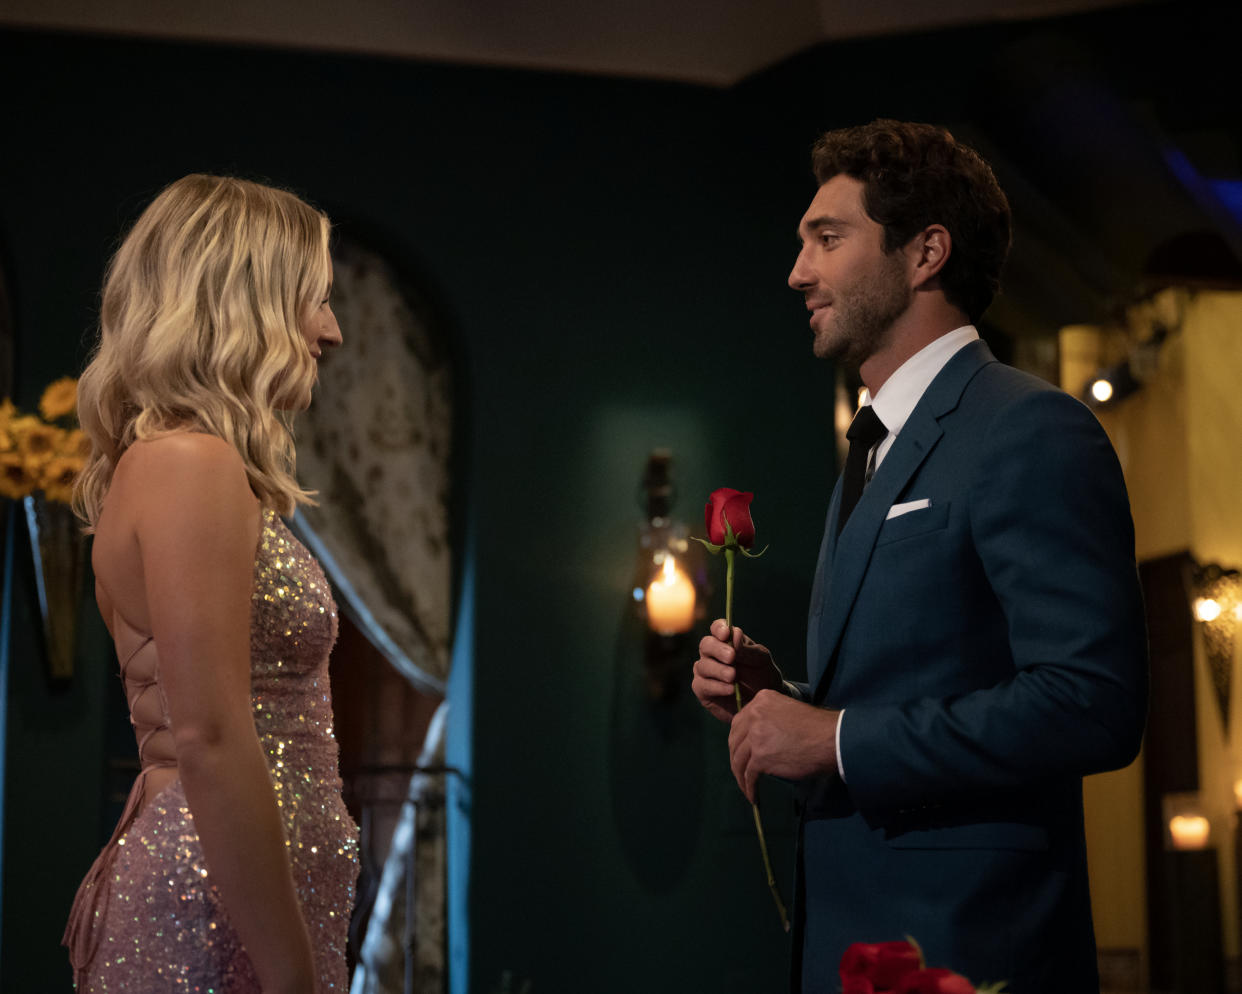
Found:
<box><xmin>903</xmin><ymin>934</ymin><xmax>927</xmax><ymax>969</ymax></box>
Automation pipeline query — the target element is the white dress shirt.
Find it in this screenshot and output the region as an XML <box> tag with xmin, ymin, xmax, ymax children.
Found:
<box><xmin>835</xmin><ymin>325</ymin><xmax>979</xmax><ymax>781</ymax></box>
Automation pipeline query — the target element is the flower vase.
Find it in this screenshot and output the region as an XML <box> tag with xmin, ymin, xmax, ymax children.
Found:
<box><xmin>23</xmin><ymin>492</ymin><xmax>87</xmax><ymax>681</ymax></box>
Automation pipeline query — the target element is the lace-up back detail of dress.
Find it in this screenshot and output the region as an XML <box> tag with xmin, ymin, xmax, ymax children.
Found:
<box><xmin>118</xmin><ymin>624</ymin><xmax>175</xmax><ymax>779</ymax></box>
<box><xmin>65</xmin><ymin>509</ymin><xmax>359</xmax><ymax>992</ymax></box>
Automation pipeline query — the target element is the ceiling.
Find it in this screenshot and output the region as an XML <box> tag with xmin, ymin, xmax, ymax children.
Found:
<box><xmin>0</xmin><ymin>0</ymin><xmax>1141</xmax><ymax>86</ymax></box>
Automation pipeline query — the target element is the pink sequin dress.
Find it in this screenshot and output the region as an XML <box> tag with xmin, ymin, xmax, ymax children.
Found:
<box><xmin>64</xmin><ymin>509</ymin><xmax>360</xmax><ymax>991</ymax></box>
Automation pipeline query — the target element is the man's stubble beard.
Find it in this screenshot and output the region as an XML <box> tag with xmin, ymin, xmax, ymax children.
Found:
<box><xmin>814</xmin><ymin>255</ymin><xmax>911</xmax><ymax>368</ymax></box>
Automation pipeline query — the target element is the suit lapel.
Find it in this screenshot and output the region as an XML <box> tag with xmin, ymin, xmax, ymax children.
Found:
<box><xmin>804</xmin><ymin>477</ymin><xmax>842</xmax><ymax>683</ymax></box>
<box><xmin>809</xmin><ymin>340</ymin><xmax>995</xmax><ymax>701</ymax></box>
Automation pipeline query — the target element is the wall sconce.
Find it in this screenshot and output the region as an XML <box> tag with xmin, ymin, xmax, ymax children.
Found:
<box><xmin>1082</xmin><ymin>325</ymin><xmax>1168</xmax><ymax>411</ymax></box>
<box><xmin>632</xmin><ymin>450</ymin><xmax>707</xmax><ymax>700</ymax></box>
<box><xmin>1187</xmin><ymin>560</ymin><xmax>1241</xmax><ymax>732</ymax></box>
<box><xmin>1164</xmin><ymin>792</ymin><xmax>1212</xmax><ymax>851</ymax></box>
<box><xmin>1085</xmin><ymin>359</ymin><xmax>1141</xmax><ymax>408</ymax></box>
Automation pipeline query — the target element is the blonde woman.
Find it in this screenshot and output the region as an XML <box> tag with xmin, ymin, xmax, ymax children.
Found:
<box><xmin>64</xmin><ymin>175</ymin><xmax>356</xmax><ymax>993</ymax></box>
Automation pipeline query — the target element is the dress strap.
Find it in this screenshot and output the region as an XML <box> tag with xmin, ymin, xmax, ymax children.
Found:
<box><xmin>118</xmin><ymin>635</ymin><xmax>173</xmax><ymax>768</ymax></box>
<box><xmin>118</xmin><ymin>633</ymin><xmax>154</xmax><ymax>674</ymax></box>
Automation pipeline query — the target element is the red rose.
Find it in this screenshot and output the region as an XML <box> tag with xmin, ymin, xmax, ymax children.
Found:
<box><xmin>704</xmin><ymin>488</ymin><xmax>756</xmax><ymax>548</ymax></box>
<box><xmin>842</xmin><ymin>976</ymin><xmax>877</xmax><ymax>994</ymax></box>
<box><xmin>893</xmin><ymin>968</ymin><xmax>975</xmax><ymax>994</ymax></box>
<box><xmin>839</xmin><ymin>941</ymin><xmax>923</xmax><ymax>990</ymax></box>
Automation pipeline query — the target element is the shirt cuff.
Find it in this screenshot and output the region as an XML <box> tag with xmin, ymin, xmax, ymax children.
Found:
<box><xmin>836</xmin><ymin>708</ymin><xmax>847</xmax><ymax>782</ymax></box>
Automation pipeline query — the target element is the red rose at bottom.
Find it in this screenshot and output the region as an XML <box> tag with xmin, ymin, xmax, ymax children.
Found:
<box><xmin>839</xmin><ymin>941</ymin><xmax>923</xmax><ymax>990</ymax></box>
<box><xmin>894</xmin><ymin>967</ymin><xmax>975</xmax><ymax>994</ymax></box>
<box><xmin>841</xmin><ymin>976</ymin><xmax>877</xmax><ymax>994</ymax></box>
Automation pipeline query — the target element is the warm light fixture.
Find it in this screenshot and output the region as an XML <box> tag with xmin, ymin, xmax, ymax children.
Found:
<box><xmin>1194</xmin><ymin>597</ymin><xmax>1223</xmax><ymax>623</ymax></box>
<box><xmin>1089</xmin><ymin>378</ymin><xmax>1115</xmax><ymax>404</ymax></box>
<box><xmin>1164</xmin><ymin>792</ymin><xmax>1212</xmax><ymax>851</ymax></box>
<box><xmin>633</xmin><ymin>450</ymin><xmax>706</xmax><ymax>699</ymax></box>
<box><xmin>1188</xmin><ymin>560</ymin><xmax>1242</xmax><ymax>731</ymax></box>
<box><xmin>1169</xmin><ymin>814</ymin><xmax>1211</xmax><ymax>850</ymax></box>
<box><xmin>1083</xmin><ymin>358</ymin><xmax>1140</xmax><ymax>410</ymax></box>
<box><xmin>646</xmin><ymin>555</ymin><xmax>696</xmax><ymax>635</ymax></box>
<box><xmin>1082</xmin><ymin>325</ymin><xmax>1168</xmax><ymax>411</ymax></box>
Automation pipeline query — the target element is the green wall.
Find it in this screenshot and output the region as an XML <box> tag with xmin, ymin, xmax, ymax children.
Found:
<box><xmin>0</xmin><ymin>29</ymin><xmax>832</xmax><ymax>992</ymax></box>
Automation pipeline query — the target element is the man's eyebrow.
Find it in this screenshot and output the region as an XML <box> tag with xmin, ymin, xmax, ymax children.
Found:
<box><xmin>796</xmin><ymin>214</ymin><xmax>851</xmax><ymax>242</ymax></box>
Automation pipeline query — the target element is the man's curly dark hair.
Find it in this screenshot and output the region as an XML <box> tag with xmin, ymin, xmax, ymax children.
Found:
<box><xmin>811</xmin><ymin>120</ymin><xmax>1012</xmax><ymax>323</ymax></box>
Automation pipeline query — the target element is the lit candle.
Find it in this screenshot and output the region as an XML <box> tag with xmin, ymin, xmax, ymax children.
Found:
<box><xmin>646</xmin><ymin>557</ymin><xmax>696</xmax><ymax>635</ymax></box>
<box><xmin>1169</xmin><ymin>814</ymin><xmax>1211</xmax><ymax>850</ymax></box>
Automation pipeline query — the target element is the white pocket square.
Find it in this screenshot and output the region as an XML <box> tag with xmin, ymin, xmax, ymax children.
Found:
<box><xmin>886</xmin><ymin>498</ymin><xmax>931</xmax><ymax>520</ymax></box>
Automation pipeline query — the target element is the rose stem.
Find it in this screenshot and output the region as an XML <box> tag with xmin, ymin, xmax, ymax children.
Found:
<box><xmin>725</xmin><ymin>547</ymin><xmax>790</xmax><ymax>932</ymax></box>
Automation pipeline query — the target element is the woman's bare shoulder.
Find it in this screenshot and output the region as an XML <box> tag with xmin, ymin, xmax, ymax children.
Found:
<box><xmin>115</xmin><ymin>433</ymin><xmax>257</xmax><ymax>517</ymax></box>
<box><xmin>122</xmin><ymin>432</ymin><xmax>241</xmax><ymax>471</ymax></box>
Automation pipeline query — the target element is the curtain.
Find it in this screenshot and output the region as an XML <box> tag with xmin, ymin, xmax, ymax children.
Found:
<box><xmin>292</xmin><ymin>235</ymin><xmax>453</xmax><ymax>694</ymax></box>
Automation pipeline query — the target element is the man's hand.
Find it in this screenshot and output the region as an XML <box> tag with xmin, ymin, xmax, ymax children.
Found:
<box><xmin>692</xmin><ymin>619</ymin><xmax>783</xmax><ymax>724</ymax></box>
<box><xmin>728</xmin><ymin>691</ymin><xmax>840</xmax><ymax>802</ymax></box>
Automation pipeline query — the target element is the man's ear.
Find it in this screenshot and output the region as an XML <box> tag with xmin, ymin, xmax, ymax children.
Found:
<box><xmin>909</xmin><ymin>225</ymin><xmax>951</xmax><ymax>289</ymax></box>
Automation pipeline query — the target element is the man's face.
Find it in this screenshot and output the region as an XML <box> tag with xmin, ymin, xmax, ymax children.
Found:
<box><xmin>788</xmin><ymin>174</ymin><xmax>911</xmax><ymax>365</ymax></box>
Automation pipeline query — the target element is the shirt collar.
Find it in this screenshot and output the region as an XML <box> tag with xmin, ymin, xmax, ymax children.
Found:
<box><xmin>868</xmin><ymin>325</ymin><xmax>979</xmax><ymax>436</ymax></box>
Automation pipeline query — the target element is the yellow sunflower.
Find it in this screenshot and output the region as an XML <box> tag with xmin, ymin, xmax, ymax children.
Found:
<box><xmin>39</xmin><ymin>377</ymin><xmax>78</xmax><ymax>422</ymax></box>
<box><xmin>12</xmin><ymin>418</ymin><xmax>62</xmax><ymax>468</ymax></box>
<box><xmin>39</xmin><ymin>455</ymin><xmax>81</xmax><ymax>505</ymax></box>
<box><xmin>0</xmin><ymin>451</ymin><xmax>37</xmax><ymax>499</ymax></box>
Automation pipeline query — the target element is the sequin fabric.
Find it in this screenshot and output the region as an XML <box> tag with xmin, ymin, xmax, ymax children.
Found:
<box><xmin>71</xmin><ymin>510</ymin><xmax>359</xmax><ymax>992</ymax></box>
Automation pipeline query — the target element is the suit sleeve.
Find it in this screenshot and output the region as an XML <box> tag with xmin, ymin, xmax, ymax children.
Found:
<box><xmin>838</xmin><ymin>388</ymin><xmax>1148</xmax><ymax>811</ymax></box>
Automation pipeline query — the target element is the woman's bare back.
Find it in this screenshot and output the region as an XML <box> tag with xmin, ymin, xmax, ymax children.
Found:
<box><xmin>91</xmin><ymin>434</ymin><xmax>260</xmax><ymax>810</ymax></box>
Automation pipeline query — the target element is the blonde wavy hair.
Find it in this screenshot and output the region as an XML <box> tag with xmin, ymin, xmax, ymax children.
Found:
<box><xmin>73</xmin><ymin>174</ymin><xmax>332</xmax><ymax>527</ymax></box>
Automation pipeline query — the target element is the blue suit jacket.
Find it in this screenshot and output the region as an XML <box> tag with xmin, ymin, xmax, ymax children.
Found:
<box><xmin>789</xmin><ymin>340</ymin><xmax>1148</xmax><ymax>993</ymax></box>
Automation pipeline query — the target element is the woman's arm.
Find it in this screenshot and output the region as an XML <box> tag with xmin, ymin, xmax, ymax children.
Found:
<box><xmin>132</xmin><ymin>433</ymin><xmax>316</xmax><ymax>994</ymax></box>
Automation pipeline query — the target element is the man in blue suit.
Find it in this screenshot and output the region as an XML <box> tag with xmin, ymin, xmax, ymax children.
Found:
<box><xmin>693</xmin><ymin>120</ymin><xmax>1147</xmax><ymax>993</ymax></box>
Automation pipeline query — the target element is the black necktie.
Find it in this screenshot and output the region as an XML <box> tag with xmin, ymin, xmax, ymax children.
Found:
<box><xmin>837</xmin><ymin>405</ymin><xmax>887</xmax><ymax>536</ymax></box>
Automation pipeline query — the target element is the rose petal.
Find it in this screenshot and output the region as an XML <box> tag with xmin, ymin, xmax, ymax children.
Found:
<box><xmin>893</xmin><ymin>967</ymin><xmax>975</xmax><ymax>994</ymax></box>
<box><xmin>721</xmin><ymin>491</ymin><xmax>756</xmax><ymax>548</ymax></box>
<box><xmin>705</xmin><ymin>487</ymin><xmax>745</xmax><ymax>545</ymax></box>
<box><xmin>840</xmin><ymin>941</ymin><xmax>923</xmax><ymax>988</ymax></box>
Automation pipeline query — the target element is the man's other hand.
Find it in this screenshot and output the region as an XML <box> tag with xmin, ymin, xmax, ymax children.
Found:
<box><xmin>728</xmin><ymin>691</ymin><xmax>840</xmax><ymax>802</ymax></box>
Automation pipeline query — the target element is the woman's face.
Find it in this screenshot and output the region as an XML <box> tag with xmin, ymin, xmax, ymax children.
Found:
<box><xmin>296</xmin><ymin>265</ymin><xmax>342</xmax><ymax>408</ymax></box>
